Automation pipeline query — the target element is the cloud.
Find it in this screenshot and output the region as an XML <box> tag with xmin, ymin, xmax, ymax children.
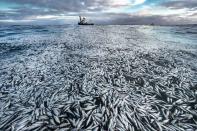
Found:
<box><xmin>0</xmin><ymin>0</ymin><xmax>196</xmax><ymax>25</ymax></box>
<box><xmin>2</xmin><ymin>0</ymin><xmax>146</xmax><ymax>12</ymax></box>
<box><xmin>133</xmin><ymin>0</ymin><xmax>146</xmax><ymax>6</ymax></box>
<box><xmin>95</xmin><ymin>13</ymin><xmax>197</xmax><ymax>25</ymax></box>
<box><xmin>2</xmin><ymin>0</ymin><xmax>108</xmax><ymax>12</ymax></box>
<box><xmin>109</xmin><ymin>0</ymin><xmax>146</xmax><ymax>7</ymax></box>
<box><xmin>161</xmin><ymin>0</ymin><xmax>197</xmax><ymax>10</ymax></box>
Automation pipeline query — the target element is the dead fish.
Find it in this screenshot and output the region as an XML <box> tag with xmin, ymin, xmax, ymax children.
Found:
<box><xmin>0</xmin><ymin>26</ymin><xmax>197</xmax><ymax>131</ymax></box>
<box><xmin>20</xmin><ymin>121</ymin><xmax>45</xmax><ymax>131</ymax></box>
<box><xmin>53</xmin><ymin>115</ymin><xmax>61</xmax><ymax>124</ymax></box>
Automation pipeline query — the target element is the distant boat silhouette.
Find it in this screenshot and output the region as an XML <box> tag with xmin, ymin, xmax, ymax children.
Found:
<box><xmin>78</xmin><ymin>16</ymin><xmax>94</xmax><ymax>25</ymax></box>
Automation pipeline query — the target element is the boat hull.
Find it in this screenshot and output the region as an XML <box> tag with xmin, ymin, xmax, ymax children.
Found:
<box><xmin>78</xmin><ymin>23</ymin><xmax>94</xmax><ymax>25</ymax></box>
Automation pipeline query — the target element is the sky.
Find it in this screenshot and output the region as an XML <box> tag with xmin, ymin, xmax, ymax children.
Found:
<box><xmin>0</xmin><ymin>0</ymin><xmax>196</xmax><ymax>25</ymax></box>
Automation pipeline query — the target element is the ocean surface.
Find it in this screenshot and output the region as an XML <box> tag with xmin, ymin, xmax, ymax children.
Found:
<box><xmin>0</xmin><ymin>25</ymin><xmax>197</xmax><ymax>130</ymax></box>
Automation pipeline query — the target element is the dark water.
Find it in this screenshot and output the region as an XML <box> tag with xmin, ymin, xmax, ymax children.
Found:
<box><xmin>0</xmin><ymin>25</ymin><xmax>197</xmax><ymax>130</ymax></box>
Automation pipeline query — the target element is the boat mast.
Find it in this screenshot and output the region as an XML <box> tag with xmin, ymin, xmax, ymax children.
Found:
<box><xmin>79</xmin><ymin>16</ymin><xmax>82</xmax><ymax>23</ymax></box>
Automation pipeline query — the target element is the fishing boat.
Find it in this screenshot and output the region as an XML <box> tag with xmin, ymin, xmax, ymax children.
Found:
<box><xmin>78</xmin><ymin>16</ymin><xmax>94</xmax><ymax>25</ymax></box>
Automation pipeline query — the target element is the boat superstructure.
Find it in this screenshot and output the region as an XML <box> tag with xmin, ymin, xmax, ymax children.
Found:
<box><xmin>78</xmin><ymin>16</ymin><xmax>94</xmax><ymax>25</ymax></box>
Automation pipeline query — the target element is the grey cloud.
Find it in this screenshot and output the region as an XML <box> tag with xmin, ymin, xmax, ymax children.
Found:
<box><xmin>161</xmin><ymin>0</ymin><xmax>197</xmax><ymax>10</ymax></box>
<box><xmin>0</xmin><ymin>10</ymin><xmax>20</xmax><ymax>20</ymax></box>
<box><xmin>94</xmin><ymin>13</ymin><xmax>197</xmax><ymax>25</ymax></box>
<box><xmin>0</xmin><ymin>0</ymin><xmax>197</xmax><ymax>25</ymax></box>
<box><xmin>3</xmin><ymin>0</ymin><xmax>109</xmax><ymax>12</ymax></box>
<box><xmin>0</xmin><ymin>7</ymin><xmax>59</xmax><ymax>20</ymax></box>
<box><xmin>0</xmin><ymin>0</ymin><xmax>109</xmax><ymax>20</ymax></box>
<box><xmin>1</xmin><ymin>11</ymin><xmax>197</xmax><ymax>25</ymax></box>
<box><xmin>190</xmin><ymin>12</ymin><xmax>197</xmax><ymax>17</ymax></box>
